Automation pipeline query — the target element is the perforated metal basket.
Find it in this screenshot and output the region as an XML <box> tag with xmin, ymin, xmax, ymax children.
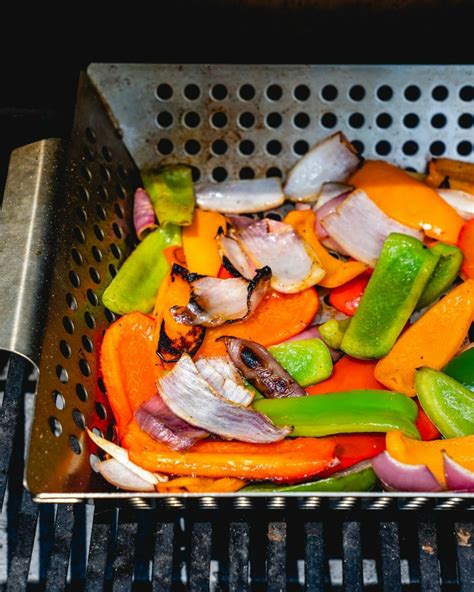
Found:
<box><xmin>1</xmin><ymin>64</ymin><xmax>472</xmax><ymax>507</ymax></box>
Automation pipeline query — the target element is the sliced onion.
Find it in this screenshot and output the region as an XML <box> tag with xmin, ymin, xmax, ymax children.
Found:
<box><xmin>236</xmin><ymin>218</ymin><xmax>325</xmax><ymax>293</ymax></box>
<box><xmin>96</xmin><ymin>458</ymin><xmax>156</xmax><ymax>492</ymax></box>
<box><xmin>222</xmin><ymin>336</ymin><xmax>306</xmax><ymax>398</ymax></box>
<box><xmin>437</xmin><ymin>189</ymin><xmax>474</xmax><ymax>220</ymax></box>
<box><xmin>217</xmin><ymin>233</ymin><xmax>255</xmax><ymax>279</ymax></box>
<box><xmin>133</xmin><ymin>188</ymin><xmax>157</xmax><ymax>240</ymax></box>
<box><xmin>86</xmin><ymin>428</ymin><xmax>166</xmax><ymax>484</ymax></box>
<box><xmin>295</xmin><ymin>203</ymin><xmax>311</xmax><ymax>211</ymax></box>
<box><xmin>196</xmin><ymin>178</ymin><xmax>284</xmax><ymax>214</ymax></box>
<box><xmin>371</xmin><ymin>451</ymin><xmax>442</xmax><ymax>492</ymax></box>
<box><xmin>135</xmin><ymin>394</ymin><xmax>208</xmax><ymax>451</ymax></box>
<box><xmin>316</xmin><ymin>182</ymin><xmax>354</xmax><ymax>209</ymax></box>
<box><xmin>443</xmin><ymin>452</ymin><xmax>474</xmax><ymax>492</ymax></box>
<box><xmin>158</xmin><ymin>354</ymin><xmax>291</xmax><ymax>443</ymax></box>
<box><xmin>195</xmin><ymin>357</ymin><xmax>254</xmax><ymax>406</ymax></box>
<box><xmin>171</xmin><ymin>267</ymin><xmax>271</xmax><ymax>327</ymax></box>
<box><xmin>321</xmin><ymin>189</ymin><xmax>423</xmax><ymax>267</ymax></box>
<box><xmin>284</xmin><ymin>132</ymin><xmax>361</xmax><ymax>202</ymax></box>
<box><xmin>314</xmin><ymin>194</ymin><xmax>348</xmax><ymax>239</ymax></box>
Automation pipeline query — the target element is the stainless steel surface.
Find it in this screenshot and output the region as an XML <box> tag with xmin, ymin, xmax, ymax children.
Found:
<box><xmin>0</xmin><ymin>139</ymin><xmax>65</xmax><ymax>366</ymax></box>
<box><xmin>0</xmin><ymin>63</ymin><xmax>470</xmax><ymax>502</ymax></box>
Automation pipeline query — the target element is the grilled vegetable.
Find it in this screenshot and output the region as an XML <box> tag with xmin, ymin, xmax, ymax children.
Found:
<box><xmin>269</xmin><ymin>338</ymin><xmax>333</xmax><ymax>387</ymax></box>
<box><xmin>143</xmin><ymin>165</ymin><xmax>195</xmax><ymax>227</ymax></box>
<box><xmin>416</xmin><ymin>242</ymin><xmax>463</xmax><ymax>309</ymax></box>
<box><xmin>444</xmin><ymin>348</ymin><xmax>474</xmax><ymax>392</ymax></box>
<box><xmin>319</xmin><ymin>318</ymin><xmax>351</xmax><ymax>350</ymax></box>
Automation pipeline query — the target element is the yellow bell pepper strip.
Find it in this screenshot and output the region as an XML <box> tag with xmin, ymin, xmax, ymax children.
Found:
<box><xmin>375</xmin><ymin>280</ymin><xmax>474</xmax><ymax>396</ymax></box>
<box><xmin>182</xmin><ymin>210</ymin><xmax>226</xmax><ymax>276</ymax></box>
<box><xmin>284</xmin><ymin>210</ymin><xmax>367</xmax><ymax>288</ymax></box>
<box><xmin>123</xmin><ymin>419</ymin><xmax>337</xmax><ymax>482</ymax></box>
<box><xmin>416</xmin><ymin>242</ymin><xmax>463</xmax><ymax>309</ymax></box>
<box><xmin>458</xmin><ymin>219</ymin><xmax>474</xmax><ymax>279</ymax></box>
<box><xmin>350</xmin><ymin>160</ymin><xmax>464</xmax><ymax>244</ymax></box>
<box><xmin>386</xmin><ymin>430</ymin><xmax>474</xmax><ymax>487</ymax></box>
<box><xmin>143</xmin><ymin>165</ymin><xmax>195</xmax><ymax>227</ymax></box>
<box><xmin>253</xmin><ymin>390</ymin><xmax>420</xmax><ymax>439</ymax></box>
<box><xmin>341</xmin><ymin>233</ymin><xmax>439</xmax><ymax>359</ymax></box>
<box><xmin>268</xmin><ymin>338</ymin><xmax>333</xmax><ymax>387</ymax></box>
<box><xmin>102</xmin><ymin>225</ymin><xmax>181</xmax><ymax>314</ymax></box>
<box><xmin>416</xmin><ymin>368</ymin><xmax>474</xmax><ymax>439</ymax></box>
<box><xmin>319</xmin><ymin>318</ymin><xmax>351</xmax><ymax>350</ymax></box>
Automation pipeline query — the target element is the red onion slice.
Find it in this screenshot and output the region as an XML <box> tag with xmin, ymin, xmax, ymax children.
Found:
<box><xmin>443</xmin><ymin>452</ymin><xmax>474</xmax><ymax>492</ymax></box>
<box><xmin>222</xmin><ymin>336</ymin><xmax>306</xmax><ymax>398</ymax></box>
<box><xmin>321</xmin><ymin>189</ymin><xmax>423</xmax><ymax>267</ymax></box>
<box><xmin>171</xmin><ymin>267</ymin><xmax>271</xmax><ymax>327</ymax></box>
<box><xmin>284</xmin><ymin>133</ymin><xmax>361</xmax><ymax>202</ymax></box>
<box><xmin>96</xmin><ymin>458</ymin><xmax>156</xmax><ymax>492</ymax></box>
<box><xmin>437</xmin><ymin>189</ymin><xmax>474</xmax><ymax>220</ymax></box>
<box><xmin>158</xmin><ymin>354</ymin><xmax>291</xmax><ymax>443</ymax></box>
<box><xmin>196</xmin><ymin>178</ymin><xmax>285</xmax><ymax>214</ymax></box>
<box><xmin>133</xmin><ymin>188</ymin><xmax>157</xmax><ymax>240</ymax></box>
<box><xmin>195</xmin><ymin>357</ymin><xmax>254</xmax><ymax>406</ymax></box>
<box><xmin>135</xmin><ymin>394</ymin><xmax>208</xmax><ymax>451</ymax></box>
<box><xmin>237</xmin><ymin>218</ymin><xmax>325</xmax><ymax>293</ymax></box>
<box><xmin>371</xmin><ymin>451</ymin><xmax>443</xmax><ymax>492</ymax></box>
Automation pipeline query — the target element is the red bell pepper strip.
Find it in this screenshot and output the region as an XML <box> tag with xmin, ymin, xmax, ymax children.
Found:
<box><xmin>329</xmin><ymin>271</ymin><xmax>371</xmax><ymax>316</ymax></box>
<box><xmin>306</xmin><ymin>356</ymin><xmax>385</xmax><ymax>395</ymax></box>
<box><xmin>415</xmin><ymin>400</ymin><xmax>441</xmax><ymax>441</ymax></box>
<box><xmin>320</xmin><ymin>434</ymin><xmax>386</xmax><ymax>477</ymax></box>
<box><xmin>458</xmin><ymin>219</ymin><xmax>474</xmax><ymax>279</ymax></box>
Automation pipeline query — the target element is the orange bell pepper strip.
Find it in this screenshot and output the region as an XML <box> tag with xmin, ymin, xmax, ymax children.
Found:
<box><xmin>319</xmin><ymin>434</ymin><xmax>386</xmax><ymax>478</ymax></box>
<box><xmin>306</xmin><ymin>356</ymin><xmax>385</xmax><ymax>395</ymax></box>
<box><xmin>284</xmin><ymin>210</ymin><xmax>367</xmax><ymax>288</ymax></box>
<box><xmin>156</xmin><ymin>476</ymin><xmax>246</xmax><ymax>493</ymax></box>
<box><xmin>123</xmin><ymin>419</ymin><xmax>337</xmax><ymax>482</ymax></box>
<box><xmin>375</xmin><ymin>280</ymin><xmax>474</xmax><ymax>396</ymax></box>
<box><xmin>182</xmin><ymin>210</ymin><xmax>226</xmax><ymax>276</ymax></box>
<box><xmin>100</xmin><ymin>313</ymin><xmax>163</xmax><ymax>438</ymax></box>
<box><xmin>328</xmin><ymin>271</ymin><xmax>371</xmax><ymax>316</ymax></box>
<box><xmin>163</xmin><ymin>246</ymin><xmax>187</xmax><ymax>267</ymax></box>
<box><xmin>350</xmin><ymin>160</ymin><xmax>464</xmax><ymax>244</ymax></box>
<box><xmin>458</xmin><ymin>219</ymin><xmax>474</xmax><ymax>279</ymax></box>
<box><xmin>415</xmin><ymin>400</ymin><xmax>441</xmax><ymax>441</ymax></box>
<box><xmin>197</xmin><ymin>287</ymin><xmax>319</xmax><ymax>357</ymax></box>
<box><xmin>386</xmin><ymin>430</ymin><xmax>474</xmax><ymax>486</ymax></box>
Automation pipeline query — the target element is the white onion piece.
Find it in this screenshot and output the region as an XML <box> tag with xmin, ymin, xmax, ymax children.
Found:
<box><xmin>196</xmin><ymin>178</ymin><xmax>284</xmax><ymax>214</ymax></box>
<box><xmin>316</xmin><ymin>182</ymin><xmax>354</xmax><ymax>209</ymax></box>
<box><xmin>86</xmin><ymin>428</ymin><xmax>167</xmax><ymax>484</ymax></box>
<box><xmin>284</xmin><ymin>133</ymin><xmax>361</xmax><ymax>202</ymax></box>
<box><xmin>158</xmin><ymin>354</ymin><xmax>291</xmax><ymax>443</ymax></box>
<box><xmin>321</xmin><ymin>189</ymin><xmax>423</xmax><ymax>267</ymax></box>
<box><xmin>237</xmin><ymin>218</ymin><xmax>325</xmax><ymax>293</ymax></box>
<box><xmin>372</xmin><ymin>451</ymin><xmax>442</xmax><ymax>492</ymax></box>
<box><xmin>437</xmin><ymin>189</ymin><xmax>474</xmax><ymax>220</ymax></box>
<box><xmin>217</xmin><ymin>234</ymin><xmax>255</xmax><ymax>279</ymax></box>
<box><xmin>443</xmin><ymin>452</ymin><xmax>474</xmax><ymax>492</ymax></box>
<box><xmin>314</xmin><ymin>194</ymin><xmax>347</xmax><ymax>239</ymax></box>
<box><xmin>96</xmin><ymin>458</ymin><xmax>156</xmax><ymax>492</ymax></box>
<box><xmin>195</xmin><ymin>357</ymin><xmax>254</xmax><ymax>406</ymax></box>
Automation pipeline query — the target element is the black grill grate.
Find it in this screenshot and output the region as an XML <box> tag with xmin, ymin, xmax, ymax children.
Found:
<box><xmin>2</xmin><ymin>354</ymin><xmax>474</xmax><ymax>590</ymax></box>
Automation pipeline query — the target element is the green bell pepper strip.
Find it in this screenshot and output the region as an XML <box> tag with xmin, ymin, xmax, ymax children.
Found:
<box><xmin>319</xmin><ymin>318</ymin><xmax>351</xmax><ymax>350</ymax></box>
<box><xmin>242</xmin><ymin>462</ymin><xmax>377</xmax><ymax>492</ymax></box>
<box><xmin>143</xmin><ymin>165</ymin><xmax>195</xmax><ymax>227</ymax></box>
<box><xmin>253</xmin><ymin>390</ymin><xmax>420</xmax><ymax>439</ymax></box>
<box><xmin>102</xmin><ymin>225</ymin><xmax>181</xmax><ymax>315</ymax></box>
<box><xmin>268</xmin><ymin>339</ymin><xmax>333</xmax><ymax>387</ymax></box>
<box><xmin>443</xmin><ymin>348</ymin><xmax>474</xmax><ymax>392</ymax></box>
<box><xmin>341</xmin><ymin>233</ymin><xmax>439</xmax><ymax>359</ymax></box>
<box><xmin>416</xmin><ymin>242</ymin><xmax>463</xmax><ymax>309</ymax></box>
<box><xmin>416</xmin><ymin>367</ymin><xmax>474</xmax><ymax>438</ymax></box>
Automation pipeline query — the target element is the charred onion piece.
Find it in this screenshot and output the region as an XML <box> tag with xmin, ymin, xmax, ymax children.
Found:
<box><xmin>158</xmin><ymin>354</ymin><xmax>291</xmax><ymax>443</ymax></box>
<box><xmin>195</xmin><ymin>357</ymin><xmax>254</xmax><ymax>406</ymax></box>
<box><xmin>222</xmin><ymin>336</ymin><xmax>306</xmax><ymax>398</ymax></box>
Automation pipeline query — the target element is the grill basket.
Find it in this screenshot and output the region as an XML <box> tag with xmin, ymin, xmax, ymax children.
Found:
<box><xmin>0</xmin><ymin>64</ymin><xmax>472</xmax><ymax>505</ymax></box>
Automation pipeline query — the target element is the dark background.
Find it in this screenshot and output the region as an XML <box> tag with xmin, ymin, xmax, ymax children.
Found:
<box><xmin>1</xmin><ymin>0</ymin><xmax>473</xmax><ymax>197</ymax></box>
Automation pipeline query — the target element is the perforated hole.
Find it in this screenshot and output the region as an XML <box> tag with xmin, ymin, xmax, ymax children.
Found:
<box><xmin>376</xmin><ymin>113</ymin><xmax>392</xmax><ymax>128</ymax></box>
<box><xmin>72</xmin><ymin>409</ymin><xmax>86</xmax><ymax>430</ymax></box>
<box><xmin>69</xmin><ymin>270</ymin><xmax>81</xmax><ymax>289</ymax></box>
<box><xmin>352</xmin><ymin>140</ymin><xmax>365</xmax><ymax>155</ymax></box>
<box><xmin>266</xmin><ymin>84</ymin><xmax>282</xmax><ymax>101</ymax></box>
<box><xmin>239</xmin><ymin>167</ymin><xmax>255</xmax><ymax>179</ymax></box>
<box><xmin>78</xmin><ymin>186</ymin><xmax>90</xmax><ymax>203</ymax></box>
<box><xmin>84</xmin><ymin>311</ymin><xmax>96</xmax><ymax>329</ymax></box>
<box><xmin>76</xmin><ymin>383</ymin><xmax>88</xmax><ymax>402</ymax></box>
<box><xmin>432</xmin><ymin>85</ymin><xmax>449</xmax><ymax>101</ymax></box>
<box><xmin>69</xmin><ymin>435</ymin><xmax>82</xmax><ymax>455</ymax></box>
<box><xmin>105</xmin><ymin>308</ymin><xmax>117</xmax><ymax>323</ymax></box>
<box><xmin>97</xmin><ymin>377</ymin><xmax>106</xmax><ymax>394</ymax></box>
<box><xmin>96</xmin><ymin>204</ymin><xmax>107</xmax><ymax>221</ymax></box>
<box><xmin>348</xmin><ymin>113</ymin><xmax>365</xmax><ymax>128</ymax></box>
<box><xmin>293</xmin><ymin>140</ymin><xmax>309</xmax><ymax>156</ymax></box>
<box><xmin>156</xmin><ymin>111</ymin><xmax>173</xmax><ymax>128</ymax></box>
<box><xmin>93</xmin><ymin>225</ymin><xmax>104</xmax><ymax>242</ymax></box>
<box><xmin>266</xmin><ymin>112</ymin><xmax>282</xmax><ymax>129</ymax></box>
<box><xmin>63</xmin><ymin>316</ymin><xmax>75</xmax><ymax>335</ymax></box>
<box><xmin>82</xmin><ymin>335</ymin><xmax>94</xmax><ymax>353</ymax></box>
<box><xmin>112</xmin><ymin>223</ymin><xmax>123</xmax><ymax>239</ymax></box>
<box><xmin>404</xmin><ymin>85</ymin><xmax>421</xmax><ymax>101</ymax></box>
<box><xmin>108</xmin><ymin>263</ymin><xmax>118</xmax><ymax>278</ymax></box>
<box><xmin>114</xmin><ymin>203</ymin><xmax>125</xmax><ymax>219</ymax></box>
<box><xmin>321</xmin><ymin>113</ymin><xmax>337</xmax><ymax>128</ymax></box>
<box><xmin>157</xmin><ymin>139</ymin><xmax>174</xmax><ymax>155</ymax></box>
<box><xmin>403</xmin><ymin>140</ymin><xmax>419</xmax><ymax>155</ymax></box>
<box><xmin>85</xmin><ymin>127</ymin><xmax>96</xmax><ymax>143</ymax></box>
<box><xmin>90</xmin><ymin>454</ymin><xmax>100</xmax><ymax>472</ymax></box>
<box><xmin>294</xmin><ymin>84</ymin><xmax>310</xmax><ymax>101</ymax></box>
<box><xmin>321</xmin><ymin>85</ymin><xmax>338</xmax><ymax>101</ymax></box>
<box><xmin>184</xmin><ymin>84</ymin><xmax>200</xmax><ymax>100</ymax></box>
<box><xmin>56</xmin><ymin>365</ymin><xmax>69</xmax><ymax>384</ymax></box>
<box><xmin>293</xmin><ymin>112</ymin><xmax>310</xmax><ymax>129</ymax></box>
<box><xmin>91</xmin><ymin>245</ymin><xmax>103</xmax><ymax>262</ymax></box>
<box><xmin>212</xmin><ymin>167</ymin><xmax>228</xmax><ymax>182</ymax></box>
<box><xmin>238</xmin><ymin>84</ymin><xmax>255</xmax><ymax>101</ymax></box>
<box><xmin>430</xmin><ymin>141</ymin><xmax>446</xmax><ymax>156</ymax></box>
<box><xmin>266</xmin><ymin>140</ymin><xmax>282</xmax><ymax>155</ymax></box>
<box><xmin>66</xmin><ymin>293</ymin><xmax>78</xmax><ymax>311</ymax></box>
<box><xmin>83</xmin><ymin>146</ymin><xmax>95</xmax><ymax>161</ymax></box>
<box><xmin>460</xmin><ymin>85</ymin><xmax>473</xmax><ymax>101</ymax></box>
<box><xmin>52</xmin><ymin>391</ymin><xmax>66</xmax><ymax>411</ymax></box>
<box><xmin>349</xmin><ymin>85</ymin><xmax>365</xmax><ymax>101</ymax></box>
<box><xmin>376</xmin><ymin>85</ymin><xmax>393</xmax><ymax>101</ymax></box>
<box><xmin>184</xmin><ymin>139</ymin><xmax>201</xmax><ymax>155</ymax></box>
<box><xmin>49</xmin><ymin>417</ymin><xmax>62</xmax><ymax>437</ymax></box>
<box><xmin>191</xmin><ymin>167</ymin><xmax>201</xmax><ymax>182</ymax></box>
<box><xmin>403</xmin><ymin>113</ymin><xmax>419</xmax><ymax>128</ymax></box>
<box><xmin>95</xmin><ymin>402</ymin><xmax>107</xmax><ymax>420</ymax></box>
<box><xmin>73</xmin><ymin>226</ymin><xmax>86</xmax><ymax>244</ymax></box>
<box><xmin>376</xmin><ymin>140</ymin><xmax>392</xmax><ymax>156</ymax></box>
<box><xmin>101</xmin><ymin>146</ymin><xmax>113</xmax><ymax>162</ymax></box>
<box><xmin>59</xmin><ymin>340</ymin><xmax>72</xmax><ymax>359</ymax></box>
<box><xmin>458</xmin><ymin>141</ymin><xmax>473</xmax><ymax>156</ymax></box>
<box><xmin>266</xmin><ymin>167</ymin><xmax>282</xmax><ymax>178</ymax></box>
<box><xmin>459</xmin><ymin>113</ymin><xmax>473</xmax><ymax>128</ymax></box>
<box><xmin>115</xmin><ymin>184</ymin><xmax>127</xmax><ymax>200</ymax></box>
<box><xmin>210</xmin><ymin>112</ymin><xmax>228</xmax><ymax>129</ymax></box>
<box><xmin>70</xmin><ymin>247</ymin><xmax>83</xmax><ymax>266</ymax></box>
<box><xmin>110</xmin><ymin>243</ymin><xmax>122</xmax><ymax>259</ymax></box>
<box><xmin>79</xmin><ymin>358</ymin><xmax>91</xmax><ymax>378</ymax></box>
<box><xmin>81</xmin><ymin>166</ymin><xmax>92</xmax><ymax>182</ymax></box>
<box><xmin>156</xmin><ymin>83</ymin><xmax>173</xmax><ymax>101</ymax></box>
<box><xmin>211</xmin><ymin>84</ymin><xmax>228</xmax><ymax>101</ymax></box>
<box><xmin>211</xmin><ymin>139</ymin><xmax>228</xmax><ymax>156</ymax></box>
<box><xmin>239</xmin><ymin>140</ymin><xmax>255</xmax><ymax>156</ymax></box>
<box><xmin>76</xmin><ymin>207</ymin><xmax>88</xmax><ymax>224</ymax></box>
<box><xmin>97</xmin><ymin>185</ymin><xmax>108</xmax><ymax>201</ymax></box>
<box><xmin>238</xmin><ymin>112</ymin><xmax>255</xmax><ymax>129</ymax></box>
<box><xmin>431</xmin><ymin>113</ymin><xmax>447</xmax><ymax>128</ymax></box>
